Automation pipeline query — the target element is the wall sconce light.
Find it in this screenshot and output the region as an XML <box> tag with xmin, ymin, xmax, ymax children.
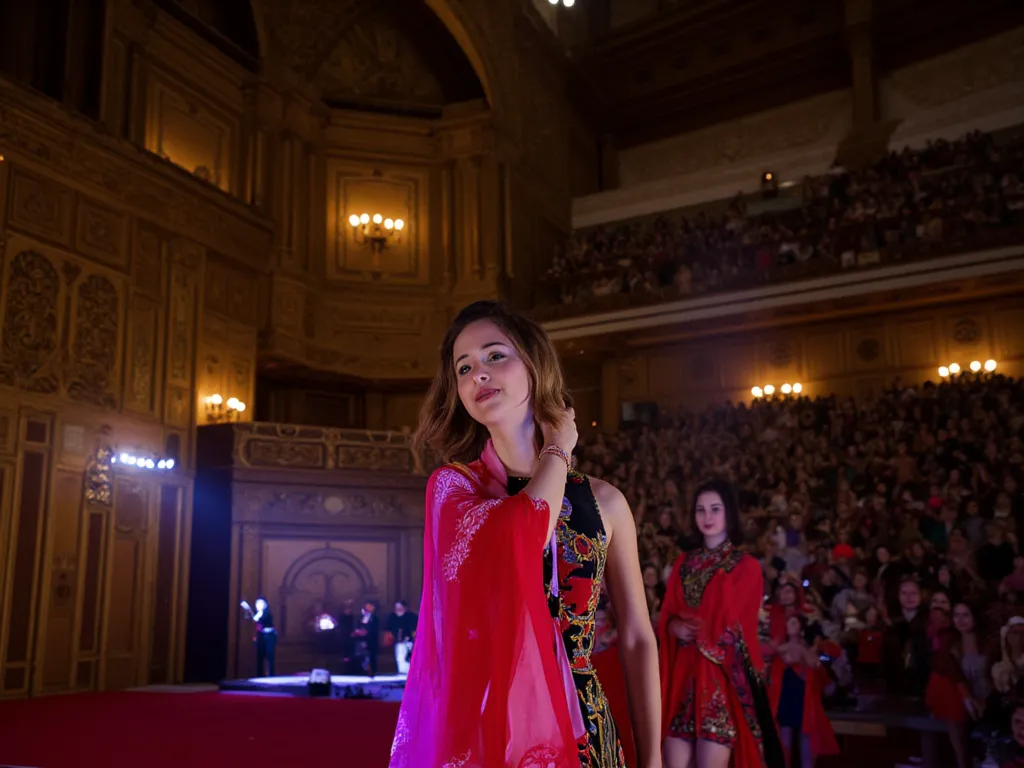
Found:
<box><xmin>751</xmin><ymin>383</ymin><xmax>801</xmax><ymax>400</ymax></box>
<box><xmin>348</xmin><ymin>212</ymin><xmax>404</xmax><ymax>255</ymax></box>
<box><xmin>204</xmin><ymin>393</ymin><xmax>246</xmax><ymax>424</ymax></box>
<box><xmin>548</xmin><ymin>0</ymin><xmax>575</xmax><ymax>5</ymax></box>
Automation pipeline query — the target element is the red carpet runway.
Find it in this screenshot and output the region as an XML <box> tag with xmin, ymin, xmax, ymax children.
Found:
<box><xmin>0</xmin><ymin>690</ymin><xmax>401</xmax><ymax>768</ymax></box>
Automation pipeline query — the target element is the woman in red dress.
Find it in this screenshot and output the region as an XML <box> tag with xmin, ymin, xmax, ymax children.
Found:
<box><xmin>390</xmin><ymin>301</ymin><xmax>660</xmax><ymax>768</ymax></box>
<box><xmin>659</xmin><ymin>479</ymin><xmax>784</xmax><ymax>768</ymax></box>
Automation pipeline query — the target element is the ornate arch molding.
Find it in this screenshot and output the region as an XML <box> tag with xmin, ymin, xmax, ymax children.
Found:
<box><xmin>422</xmin><ymin>0</ymin><xmax>506</xmax><ymax>118</ymax></box>
<box><xmin>279</xmin><ymin>545</ymin><xmax>377</xmax><ymax>596</ymax></box>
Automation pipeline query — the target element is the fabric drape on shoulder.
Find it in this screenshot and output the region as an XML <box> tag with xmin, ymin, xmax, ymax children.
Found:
<box><xmin>389</xmin><ymin>461</ymin><xmax>578</xmax><ymax>768</ymax></box>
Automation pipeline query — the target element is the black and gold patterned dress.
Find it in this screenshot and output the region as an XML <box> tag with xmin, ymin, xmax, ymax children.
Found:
<box><xmin>508</xmin><ymin>472</ymin><xmax>627</xmax><ymax>768</ymax></box>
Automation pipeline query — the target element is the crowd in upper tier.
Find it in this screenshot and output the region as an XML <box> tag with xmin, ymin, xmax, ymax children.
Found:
<box><xmin>538</xmin><ymin>129</ymin><xmax>1024</xmax><ymax>316</ymax></box>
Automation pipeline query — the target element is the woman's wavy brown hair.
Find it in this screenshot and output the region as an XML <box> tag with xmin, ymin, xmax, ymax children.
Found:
<box><xmin>414</xmin><ymin>300</ymin><xmax>571</xmax><ymax>464</ymax></box>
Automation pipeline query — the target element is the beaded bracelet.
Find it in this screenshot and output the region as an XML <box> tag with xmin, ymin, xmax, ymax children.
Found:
<box><xmin>539</xmin><ymin>445</ymin><xmax>571</xmax><ymax>470</ymax></box>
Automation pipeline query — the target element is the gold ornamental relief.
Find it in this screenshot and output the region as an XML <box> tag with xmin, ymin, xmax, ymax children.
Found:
<box><xmin>0</xmin><ymin>250</ymin><xmax>62</xmax><ymax>393</ymax></box>
<box><xmin>66</xmin><ymin>274</ymin><xmax>121</xmax><ymax>408</ymax></box>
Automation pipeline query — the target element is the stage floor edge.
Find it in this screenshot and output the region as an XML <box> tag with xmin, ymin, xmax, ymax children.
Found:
<box><xmin>219</xmin><ymin>673</ymin><xmax>407</xmax><ymax>702</ymax></box>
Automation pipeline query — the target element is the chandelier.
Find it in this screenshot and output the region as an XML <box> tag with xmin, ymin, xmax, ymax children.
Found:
<box><xmin>348</xmin><ymin>212</ymin><xmax>405</xmax><ymax>255</ymax></box>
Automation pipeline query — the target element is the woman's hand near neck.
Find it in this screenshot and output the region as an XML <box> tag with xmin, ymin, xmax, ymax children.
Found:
<box><xmin>492</xmin><ymin>407</ymin><xmax>579</xmax><ymax>546</ymax></box>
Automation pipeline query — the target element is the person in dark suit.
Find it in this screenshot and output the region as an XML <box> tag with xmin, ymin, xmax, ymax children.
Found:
<box><xmin>253</xmin><ymin>597</ymin><xmax>277</xmax><ymax>677</ymax></box>
<box><xmin>352</xmin><ymin>600</ymin><xmax>380</xmax><ymax>677</ymax></box>
<box><xmin>385</xmin><ymin>599</ymin><xmax>418</xmax><ymax>674</ymax></box>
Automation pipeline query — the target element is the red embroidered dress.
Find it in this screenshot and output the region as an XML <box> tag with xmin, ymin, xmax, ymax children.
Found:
<box><xmin>389</xmin><ymin>446</ymin><xmax>579</xmax><ymax>768</ymax></box>
<box><xmin>658</xmin><ymin>542</ymin><xmax>777</xmax><ymax>768</ymax></box>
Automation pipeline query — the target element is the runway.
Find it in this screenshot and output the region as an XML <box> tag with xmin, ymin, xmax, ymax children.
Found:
<box><xmin>219</xmin><ymin>672</ymin><xmax>408</xmax><ymax>701</ymax></box>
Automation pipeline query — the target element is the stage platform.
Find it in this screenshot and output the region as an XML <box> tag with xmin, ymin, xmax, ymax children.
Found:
<box><xmin>219</xmin><ymin>673</ymin><xmax>407</xmax><ymax>702</ymax></box>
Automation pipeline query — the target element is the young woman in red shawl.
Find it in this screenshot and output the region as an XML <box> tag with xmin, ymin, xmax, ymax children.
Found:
<box><xmin>390</xmin><ymin>301</ymin><xmax>661</xmax><ymax>768</ymax></box>
<box><xmin>767</xmin><ymin>615</ymin><xmax>839</xmax><ymax>768</ymax></box>
<box><xmin>659</xmin><ymin>479</ymin><xmax>784</xmax><ymax>768</ymax></box>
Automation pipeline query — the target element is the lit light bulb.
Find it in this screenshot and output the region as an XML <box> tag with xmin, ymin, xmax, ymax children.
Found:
<box><xmin>359</xmin><ymin>213</ymin><xmax>369</xmax><ymax>225</ymax></box>
<box><xmin>949</xmin><ymin>363</ymin><xmax>961</xmax><ymax>375</ymax></box>
<box><xmin>210</xmin><ymin>393</ymin><xmax>223</xmax><ymax>405</ymax></box>
<box><xmin>384</xmin><ymin>218</ymin><xmax>394</xmax><ymax>230</ymax></box>
<box><xmin>145</xmin><ymin>459</ymin><xmax>156</xmax><ymax>469</ymax></box>
<box><xmin>236</xmin><ymin>402</ymin><xmax>246</xmax><ymax>413</ymax></box>
<box><xmin>548</xmin><ymin>0</ymin><xmax>557</xmax><ymax>4</ymax></box>
<box><xmin>984</xmin><ymin>359</ymin><xmax>997</xmax><ymax>372</ymax></box>
<box><xmin>970</xmin><ymin>360</ymin><xmax>981</xmax><ymax>373</ymax></box>
<box><xmin>394</xmin><ymin>219</ymin><xmax>405</xmax><ymax>231</ymax></box>
<box><xmin>158</xmin><ymin>460</ymin><xmax>167</xmax><ymax>469</ymax></box>
<box><xmin>793</xmin><ymin>383</ymin><xmax>803</xmax><ymax>394</ymax></box>
<box><xmin>563</xmin><ymin>0</ymin><xmax>575</xmax><ymax>6</ymax></box>
<box><xmin>372</xmin><ymin>213</ymin><xmax>383</xmax><ymax>225</ymax></box>
<box><xmin>348</xmin><ymin>214</ymin><xmax>360</xmax><ymax>227</ymax></box>
<box><xmin>226</xmin><ymin>397</ymin><xmax>240</xmax><ymax>410</ymax></box>
<box><xmin>165</xmin><ymin>459</ymin><xmax>175</xmax><ymax>470</ymax></box>
<box><xmin>781</xmin><ymin>383</ymin><xmax>792</xmax><ymax>395</ymax></box>
<box><xmin>764</xmin><ymin>385</ymin><xmax>775</xmax><ymax>396</ymax></box>
<box><xmin>751</xmin><ymin>386</ymin><xmax>763</xmax><ymax>398</ymax></box>
<box><xmin>938</xmin><ymin>366</ymin><xmax>950</xmax><ymax>378</ymax></box>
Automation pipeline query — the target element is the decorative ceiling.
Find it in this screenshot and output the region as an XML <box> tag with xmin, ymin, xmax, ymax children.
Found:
<box><xmin>572</xmin><ymin>0</ymin><xmax>1024</xmax><ymax>148</ymax></box>
<box><xmin>320</xmin><ymin>0</ymin><xmax>484</xmax><ymax>115</ymax></box>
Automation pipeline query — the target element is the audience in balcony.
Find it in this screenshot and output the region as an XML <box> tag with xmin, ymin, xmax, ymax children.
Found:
<box><xmin>541</xmin><ymin>129</ymin><xmax>1024</xmax><ymax>313</ymax></box>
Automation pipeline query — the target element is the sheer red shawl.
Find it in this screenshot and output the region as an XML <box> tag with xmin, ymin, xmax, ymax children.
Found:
<box><xmin>389</xmin><ymin>443</ymin><xmax>579</xmax><ymax>768</ymax></box>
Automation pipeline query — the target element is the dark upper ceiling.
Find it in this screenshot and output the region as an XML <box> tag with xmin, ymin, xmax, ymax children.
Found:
<box><xmin>320</xmin><ymin>0</ymin><xmax>485</xmax><ymax>117</ymax></box>
<box><xmin>154</xmin><ymin>0</ymin><xmax>261</xmax><ymax>70</ymax></box>
<box><xmin>572</xmin><ymin>0</ymin><xmax>1024</xmax><ymax>149</ymax></box>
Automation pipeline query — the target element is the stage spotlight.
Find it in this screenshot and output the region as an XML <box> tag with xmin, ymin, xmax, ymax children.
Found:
<box><xmin>949</xmin><ymin>362</ymin><xmax>961</xmax><ymax>375</ymax></box>
<box><xmin>793</xmin><ymin>383</ymin><xmax>803</xmax><ymax>394</ymax></box>
<box><xmin>764</xmin><ymin>385</ymin><xmax>775</xmax><ymax>396</ymax></box>
<box><xmin>985</xmin><ymin>359</ymin><xmax>997</xmax><ymax>372</ymax></box>
<box><xmin>781</xmin><ymin>383</ymin><xmax>792</xmax><ymax>395</ymax></box>
<box><xmin>970</xmin><ymin>360</ymin><xmax>981</xmax><ymax>373</ymax></box>
<box><xmin>938</xmin><ymin>366</ymin><xmax>950</xmax><ymax>378</ymax></box>
<box><xmin>308</xmin><ymin>668</ymin><xmax>332</xmax><ymax>697</ymax></box>
<box><xmin>751</xmin><ymin>386</ymin><xmax>763</xmax><ymax>398</ymax></box>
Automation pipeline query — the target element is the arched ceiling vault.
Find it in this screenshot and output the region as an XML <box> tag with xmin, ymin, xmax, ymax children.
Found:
<box><xmin>251</xmin><ymin>0</ymin><xmax>490</xmax><ymax>113</ymax></box>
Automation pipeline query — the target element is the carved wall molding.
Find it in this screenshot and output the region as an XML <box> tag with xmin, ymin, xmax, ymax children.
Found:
<box><xmin>0</xmin><ymin>83</ymin><xmax>274</xmax><ymax>263</ymax></box>
<box><xmin>229</xmin><ymin>422</ymin><xmax>423</xmax><ymax>475</ymax></box>
<box><xmin>233</xmin><ymin>484</ymin><xmax>422</xmax><ymax>526</ymax></box>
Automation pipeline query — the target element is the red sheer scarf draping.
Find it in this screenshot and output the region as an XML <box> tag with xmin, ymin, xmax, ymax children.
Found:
<box><xmin>389</xmin><ymin>444</ymin><xmax>579</xmax><ymax>768</ymax></box>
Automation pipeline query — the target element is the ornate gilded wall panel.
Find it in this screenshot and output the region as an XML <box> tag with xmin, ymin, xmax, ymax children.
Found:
<box><xmin>66</xmin><ymin>272</ymin><xmax>124</xmax><ymax>410</ymax></box>
<box><xmin>75</xmin><ymin>198</ymin><xmax>128</xmax><ymax>272</ymax></box>
<box><xmin>995</xmin><ymin>306</ymin><xmax>1024</xmax><ymax>362</ymax></box>
<box><xmin>104</xmin><ymin>479</ymin><xmax>149</xmax><ymax>691</ymax></box>
<box><xmin>847</xmin><ymin>327</ymin><xmax>889</xmax><ymax>372</ymax></box>
<box><xmin>0</xmin><ymin>244</ymin><xmax>64</xmax><ymax>394</ymax></box>
<box><xmin>0</xmin><ymin>413</ymin><xmax>12</xmax><ymax>454</ymax></box>
<box><xmin>895</xmin><ymin>320</ymin><xmax>938</xmax><ymax>369</ymax></box>
<box><xmin>144</xmin><ymin>68</ymin><xmax>239</xmax><ymax>193</ymax></box>
<box><xmin>604</xmin><ymin>298</ymin><xmax>1022</xmax><ymax>411</ymax></box>
<box><xmin>132</xmin><ymin>223</ymin><xmax>166</xmax><ymax>299</ymax></box>
<box><xmin>38</xmin><ymin>470</ymin><xmax>83</xmax><ymax>691</ymax></box>
<box><xmin>163</xmin><ymin>242</ymin><xmax>202</xmax><ymax>429</ymax></box>
<box><xmin>942</xmin><ymin>313</ymin><xmax>989</xmax><ymax>364</ymax></box>
<box><xmin>324</xmin><ymin>158</ymin><xmax>430</xmax><ymax>284</ymax></box>
<box><xmin>123</xmin><ymin>296</ymin><xmax>163</xmax><ymax>418</ymax></box>
<box><xmin>7</xmin><ymin>168</ymin><xmax>75</xmax><ymax>247</ymax></box>
<box><xmin>149</xmin><ymin>484</ymin><xmax>183</xmax><ymax>685</ymax></box>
